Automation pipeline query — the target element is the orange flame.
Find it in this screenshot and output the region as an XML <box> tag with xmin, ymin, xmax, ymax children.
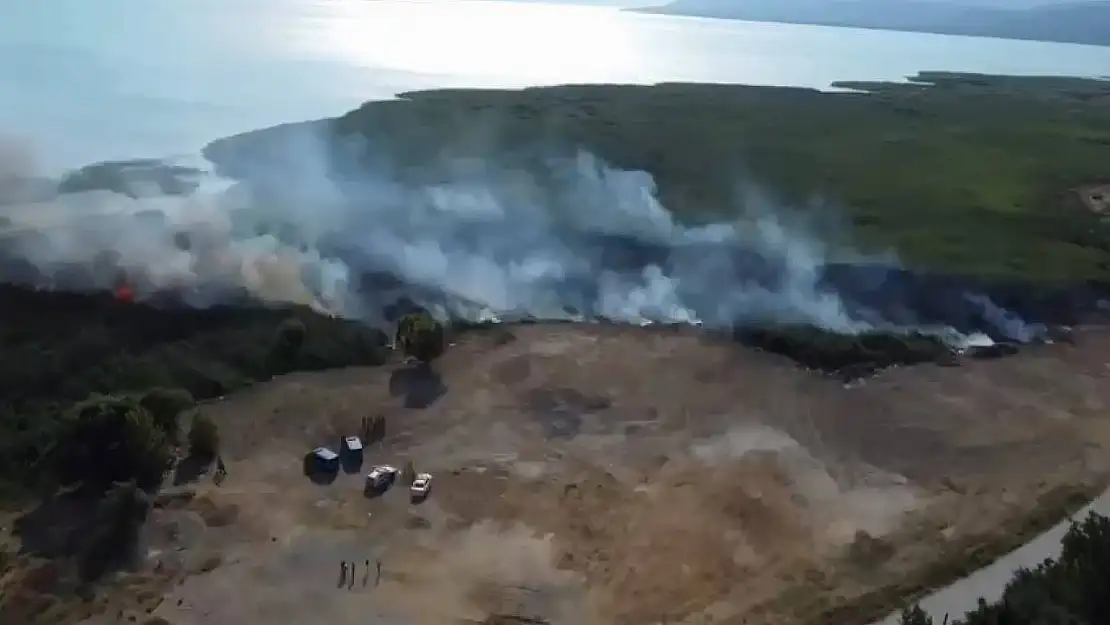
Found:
<box><xmin>114</xmin><ymin>284</ymin><xmax>135</xmax><ymax>303</ymax></box>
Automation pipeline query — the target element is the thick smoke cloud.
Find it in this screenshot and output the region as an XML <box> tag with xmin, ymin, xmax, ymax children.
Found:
<box><xmin>0</xmin><ymin>125</ymin><xmax>1067</xmax><ymax>347</ymax></box>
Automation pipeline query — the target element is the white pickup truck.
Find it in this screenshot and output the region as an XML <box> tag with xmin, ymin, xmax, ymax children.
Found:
<box><xmin>409</xmin><ymin>472</ymin><xmax>433</xmax><ymax>502</ymax></box>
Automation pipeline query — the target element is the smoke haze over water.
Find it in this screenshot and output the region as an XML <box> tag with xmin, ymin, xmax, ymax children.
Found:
<box><xmin>0</xmin><ymin>125</ymin><xmax>1064</xmax><ymax>347</ymax></box>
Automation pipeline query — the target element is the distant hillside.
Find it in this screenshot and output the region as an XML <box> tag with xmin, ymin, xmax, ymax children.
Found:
<box><xmin>635</xmin><ymin>1</ymin><xmax>1110</xmax><ymax>47</ymax></box>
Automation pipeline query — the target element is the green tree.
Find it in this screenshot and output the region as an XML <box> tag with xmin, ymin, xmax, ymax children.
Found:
<box><xmin>397</xmin><ymin>313</ymin><xmax>446</xmax><ymax>363</ymax></box>
<box><xmin>54</xmin><ymin>395</ymin><xmax>170</xmax><ymax>492</ymax></box>
<box><xmin>188</xmin><ymin>413</ymin><xmax>220</xmax><ymax>462</ymax></box>
<box><xmin>277</xmin><ymin>317</ymin><xmax>307</xmax><ymax>352</ymax></box>
<box><xmin>901</xmin><ymin>512</ymin><xmax>1110</xmax><ymax>625</ymax></box>
<box><xmin>139</xmin><ymin>387</ymin><xmax>195</xmax><ymax>444</ymax></box>
<box><xmin>269</xmin><ymin>317</ymin><xmax>308</xmax><ymax>371</ymax></box>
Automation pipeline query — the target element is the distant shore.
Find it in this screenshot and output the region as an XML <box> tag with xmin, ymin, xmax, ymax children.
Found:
<box><xmin>631</xmin><ymin>3</ymin><xmax>1110</xmax><ymax>49</ymax></box>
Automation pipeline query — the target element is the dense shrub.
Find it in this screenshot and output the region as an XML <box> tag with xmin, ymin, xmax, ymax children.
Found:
<box><xmin>187</xmin><ymin>413</ymin><xmax>220</xmax><ymax>462</ymax></box>
<box><xmin>735</xmin><ymin>324</ymin><xmax>953</xmax><ymax>376</ymax></box>
<box><xmin>52</xmin><ymin>395</ymin><xmax>171</xmax><ymax>492</ymax></box>
<box><xmin>139</xmin><ymin>387</ymin><xmax>195</xmax><ymax>443</ymax></box>
<box><xmin>901</xmin><ymin>512</ymin><xmax>1110</xmax><ymax>625</ymax></box>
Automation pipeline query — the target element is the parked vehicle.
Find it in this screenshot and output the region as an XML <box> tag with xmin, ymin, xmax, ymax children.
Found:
<box><xmin>342</xmin><ymin>436</ymin><xmax>363</xmax><ymax>455</ymax></box>
<box><xmin>409</xmin><ymin>472</ymin><xmax>433</xmax><ymax>502</ymax></box>
<box><xmin>364</xmin><ymin>465</ymin><xmax>400</xmax><ymax>496</ymax></box>
<box><xmin>340</xmin><ymin>436</ymin><xmax>365</xmax><ymax>472</ymax></box>
<box><xmin>309</xmin><ymin>447</ymin><xmax>339</xmax><ymax>472</ymax></box>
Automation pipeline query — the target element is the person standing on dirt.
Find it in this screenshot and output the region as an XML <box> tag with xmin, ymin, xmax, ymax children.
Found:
<box><xmin>339</xmin><ymin>561</ymin><xmax>347</xmax><ymax>588</ymax></box>
<box><xmin>375</xmin><ymin>559</ymin><xmax>382</xmax><ymax>587</ymax></box>
<box><xmin>213</xmin><ymin>455</ymin><xmax>228</xmax><ymax>486</ymax></box>
<box><xmin>363</xmin><ymin>559</ymin><xmax>370</xmax><ymax>588</ymax></box>
<box><xmin>349</xmin><ymin>561</ymin><xmax>357</xmax><ymax>589</ymax></box>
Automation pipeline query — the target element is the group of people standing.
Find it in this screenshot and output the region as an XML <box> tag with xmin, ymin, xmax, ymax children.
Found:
<box><xmin>338</xmin><ymin>558</ymin><xmax>382</xmax><ymax>590</ymax></box>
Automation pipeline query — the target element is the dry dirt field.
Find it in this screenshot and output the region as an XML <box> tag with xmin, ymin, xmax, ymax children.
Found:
<box><xmin>46</xmin><ymin>323</ymin><xmax>1110</xmax><ymax>625</ymax></box>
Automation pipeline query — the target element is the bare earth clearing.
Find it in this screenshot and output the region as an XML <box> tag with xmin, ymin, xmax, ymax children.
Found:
<box><xmin>64</xmin><ymin>324</ymin><xmax>1110</xmax><ymax>625</ymax></box>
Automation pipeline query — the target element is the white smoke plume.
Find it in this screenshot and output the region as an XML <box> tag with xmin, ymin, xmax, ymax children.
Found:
<box><xmin>0</xmin><ymin>125</ymin><xmax>1051</xmax><ymax>346</ymax></box>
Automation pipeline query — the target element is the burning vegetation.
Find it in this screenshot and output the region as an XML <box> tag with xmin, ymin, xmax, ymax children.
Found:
<box><xmin>113</xmin><ymin>281</ymin><xmax>134</xmax><ymax>304</ymax></box>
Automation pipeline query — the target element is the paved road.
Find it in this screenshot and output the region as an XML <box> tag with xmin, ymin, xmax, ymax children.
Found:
<box><xmin>872</xmin><ymin>490</ymin><xmax>1110</xmax><ymax>624</ymax></box>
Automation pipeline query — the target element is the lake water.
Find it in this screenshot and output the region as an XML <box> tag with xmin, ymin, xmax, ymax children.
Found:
<box><xmin>3</xmin><ymin>0</ymin><xmax>1110</xmax><ymax>172</ymax></box>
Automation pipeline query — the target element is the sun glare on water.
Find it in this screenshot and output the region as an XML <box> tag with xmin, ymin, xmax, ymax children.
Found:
<box><xmin>290</xmin><ymin>0</ymin><xmax>642</xmax><ymax>85</ymax></box>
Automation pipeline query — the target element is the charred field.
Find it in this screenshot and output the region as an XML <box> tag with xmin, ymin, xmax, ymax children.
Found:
<box><xmin>3</xmin><ymin>72</ymin><xmax>1110</xmax><ymax>625</ymax></box>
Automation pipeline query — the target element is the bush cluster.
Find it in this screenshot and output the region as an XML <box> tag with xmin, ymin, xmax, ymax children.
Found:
<box><xmin>0</xmin><ymin>284</ymin><xmax>389</xmax><ymax>499</ymax></box>
<box><xmin>188</xmin><ymin>413</ymin><xmax>220</xmax><ymax>462</ymax></box>
<box><xmin>396</xmin><ymin>312</ymin><xmax>447</xmax><ymax>363</ymax></box>
<box><xmin>734</xmin><ymin>324</ymin><xmax>954</xmax><ymax>376</ymax></box>
<box><xmin>901</xmin><ymin>511</ymin><xmax>1110</xmax><ymax>625</ymax></box>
